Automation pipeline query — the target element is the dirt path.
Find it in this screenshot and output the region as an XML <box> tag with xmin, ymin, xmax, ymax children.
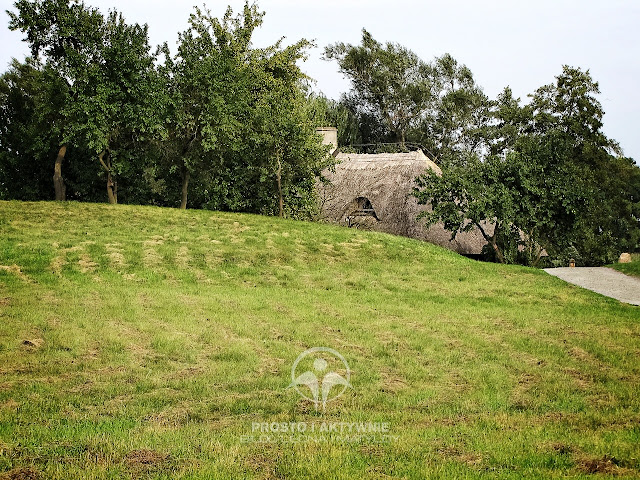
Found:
<box><xmin>544</xmin><ymin>267</ymin><xmax>640</xmax><ymax>306</ymax></box>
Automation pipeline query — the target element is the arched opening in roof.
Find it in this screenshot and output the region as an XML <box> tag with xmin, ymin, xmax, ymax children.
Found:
<box><xmin>343</xmin><ymin>196</ymin><xmax>379</xmax><ymax>228</ymax></box>
<box><xmin>350</xmin><ymin>197</ymin><xmax>378</xmax><ymax>219</ymax></box>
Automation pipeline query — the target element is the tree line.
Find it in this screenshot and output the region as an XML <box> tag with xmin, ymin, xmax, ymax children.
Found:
<box><xmin>1</xmin><ymin>0</ymin><xmax>330</xmax><ymax>217</ymax></box>
<box><xmin>2</xmin><ymin>2</ymin><xmax>638</xmax><ymax>265</ymax></box>
<box><xmin>316</xmin><ymin>30</ymin><xmax>640</xmax><ymax>266</ymax></box>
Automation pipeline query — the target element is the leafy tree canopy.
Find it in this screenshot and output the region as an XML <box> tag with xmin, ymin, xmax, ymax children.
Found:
<box><xmin>324</xmin><ymin>29</ymin><xmax>434</xmax><ymax>144</ymax></box>
<box><xmin>416</xmin><ymin>66</ymin><xmax>640</xmax><ymax>265</ymax></box>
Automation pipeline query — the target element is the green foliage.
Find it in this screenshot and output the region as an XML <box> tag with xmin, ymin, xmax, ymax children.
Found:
<box><xmin>3</xmin><ymin>1</ymin><xmax>331</xmax><ymax>216</ymax></box>
<box><xmin>8</xmin><ymin>0</ymin><xmax>104</xmax><ymax>71</ymax></box>
<box><xmin>415</xmin><ymin>151</ymin><xmax>555</xmax><ymax>265</ymax></box>
<box><xmin>7</xmin><ymin>0</ymin><xmax>104</xmax><ymax>149</ymax></box>
<box><xmin>522</xmin><ymin>67</ymin><xmax>640</xmax><ymax>264</ymax></box>
<box><xmin>164</xmin><ymin>3</ymin><xmax>331</xmax><ymax>215</ymax></box>
<box><xmin>7</xmin><ymin>0</ymin><xmax>163</xmax><ymax>204</ymax></box>
<box><xmin>324</xmin><ymin>29</ymin><xmax>434</xmax><ymax>144</ymax></box>
<box><xmin>415</xmin><ymin>54</ymin><xmax>493</xmax><ymax>164</ymax></box>
<box><xmin>416</xmin><ymin>66</ymin><xmax>640</xmax><ymax>266</ymax></box>
<box><xmin>0</xmin><ymin>58</ymin><xmax>102</xmax><ymax>201</ymax></box>
<box><xmin>304</xmin><ymin>92</ymin><xmax>361</xmax><ymax>147</ymax></box>
<box><xmin>0</xmin><ymin>58</ymin><xmax>55</xmax><ymax>199</ymax></box>
<box><xmin>324</xmin><ymin>35</ymin><xmax>492</xmax><ymax>159</ymax></box>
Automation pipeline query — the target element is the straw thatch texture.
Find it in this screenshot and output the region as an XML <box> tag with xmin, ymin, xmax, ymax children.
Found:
<box><xmin>318</xmin><ymin>150</ymin><xmax>488</xmax><ymax>255</ymax></box>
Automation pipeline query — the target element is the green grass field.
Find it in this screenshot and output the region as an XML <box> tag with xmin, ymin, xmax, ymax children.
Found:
<box><xmin>0</xmin><ymin>201</ymin><xmax>639</xmax><ymax>479</ymax></box>
<box><xmin>610</xmin><ymin>254</ymin><xmax>640</xmax><ymax>279</ymax></box>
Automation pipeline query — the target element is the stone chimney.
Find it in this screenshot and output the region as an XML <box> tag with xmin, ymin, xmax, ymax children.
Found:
<box><xmin>316</xmin><ymin>127</ymin><xmax>338</xmax><ymax>154</ymax></box>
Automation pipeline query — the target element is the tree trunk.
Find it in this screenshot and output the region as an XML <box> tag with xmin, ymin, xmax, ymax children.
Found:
<box><xmin>476</xmin><ymin>221</ymin><xmax>505</xmax><ymax>264</ymax></box>
<box><xmin>491</xmin><ymin>238</ymin><xmax>505</xmax><ymax>263</ymax></box>
<box><xmin>180</xmin><ymin>164</ymin><xmax>190</xmax><ymax>210</ymax></box>
<box><xmin>99</xmin><ymin>150</ymin><xmax>117</xmax><ymax>205</ymax></box>
<box><xmin>106</xmin><ymin>173</ymin><xmax>117</xmax><ymax>205</ymax></box>
<box><xmin>490</xmin><ymin>224</ymin><xmax>505</xmax><ymax>263</ymax></box>
<box><xmin>531</xmin><ymin>241</ymin><xmax>545</xmax><ymax>267</ymax></box>
<box><xmin>276</xmin><ymin>155</ymin><xmax>283</xmax><ymax>218</ymax></box>
<box><xmin>111</xmin><ymin>175</ymin><xmax>117</xmax><ymax>204</ymax></box>
<box><xmin>53</xmin><ymin>145</ymin><xmax>67</xmax><ymax>201</ymax></box>
<box><xmin>179</xmin><ymin>134</ymin><xmax>196</xmax><ymax>210</ymax></box>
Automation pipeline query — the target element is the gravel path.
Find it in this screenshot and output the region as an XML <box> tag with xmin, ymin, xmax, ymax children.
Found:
<box><xmin>544</xmin><ymin>267</ymin><xmax>640</xmax><ymax>306</ymax></box>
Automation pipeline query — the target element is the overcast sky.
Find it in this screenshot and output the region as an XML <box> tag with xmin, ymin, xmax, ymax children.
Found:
<box><xmin>1</xmin><ymin>0</ymin><xmax>639</xmax><ymax>161</ymax></box>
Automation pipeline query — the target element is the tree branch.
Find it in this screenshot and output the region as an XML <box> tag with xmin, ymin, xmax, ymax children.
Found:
<box><xmin>98</xmin><ymin>150</ymin><xmax>110</xmax><ymax>172</ymax></box>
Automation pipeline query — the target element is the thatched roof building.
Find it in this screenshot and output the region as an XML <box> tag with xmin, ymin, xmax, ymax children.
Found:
<box><xmin>318</xmin><ymin>148</ymin><xmax>488</xmax><ymax>256</ymax></box>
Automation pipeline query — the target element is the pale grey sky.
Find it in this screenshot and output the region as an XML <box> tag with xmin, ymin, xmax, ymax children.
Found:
<box><xmin>2</xmin><ymin>0</ymin><xmax>639</xmax><ymax>160</ymax></box>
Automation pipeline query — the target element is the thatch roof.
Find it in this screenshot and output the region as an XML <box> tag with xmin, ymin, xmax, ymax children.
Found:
<box><xmin>318</xmin><ymin>149</ymin><xmax>488</xmax><ymax>255</ymax></box>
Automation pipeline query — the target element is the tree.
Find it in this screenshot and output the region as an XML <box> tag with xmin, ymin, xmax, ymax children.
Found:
<box><xmin>165</xmin><ymin>4</ymin><xmax>264</xmax><ymax>209</ymax></box>
<box><xmin>524</xmin><ymin>66</ymin><xmax>639</xmax><ymax>264</ymax></box>
<box><xmin>415</xmin><ymin>66</ymin><xmax>640</xmax><ymax>266</ymax></box>
<box><xmin>166</xmin><ymin>3</ymin><xmax>331</xmax><ymax>215</ymax></box>
<box><xmin>324</xmin><ymin>29</ymin><xmax>434</xmax><ymax>145</ymax></box>
<box><xmin>324</xmin><ymin>36</ymin><xmax>492</xmax><ymax>157</ymax></box>
<box><xmin>76</xmin><ymin>10</ymin><xmax>161</xmax><ymax>204</ymax></box>
<box><xmin>416</xmin><ymin>152</ymin><xmax>544</xmax><ymax>264</ymax></box>
<box><xmin>415</xmin><ymin>54</ymin><xmax>493</xmax><ymax>165</ymax></box>
<box><xmin>247</xmin><ymin>46</ymin><xmax>332</xmax><ymax>218</ymax></box>
<box><xmin>0</xmin><ymin>58</ymin><xmax>57</xmax><ymax>199</ymax></box>
<box><xmin>8</xmin><ymin>0</ymin><xmax>104</xmax><ymax>201</ymax></box>
<box><xmin>8</xmin><ymin>0</ymin><xmax>162</xmax><ymax>204</ymax></box>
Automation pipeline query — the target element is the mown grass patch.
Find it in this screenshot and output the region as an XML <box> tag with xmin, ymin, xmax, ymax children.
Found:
<box><xmin>0</xmin><ymin>201</ymin><xmax>639</xmax><ymax>479</ymax></box>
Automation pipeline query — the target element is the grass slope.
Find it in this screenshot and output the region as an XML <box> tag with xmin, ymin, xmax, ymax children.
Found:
<box><xmin>610</xmin><ymin>254</ymin><xmax>640</xmax><ymax>279</ymax></box>
<box><xmin>0</xmin><ymin>201</ymin><xmax>639</xmax><ymax>479</ymax></box>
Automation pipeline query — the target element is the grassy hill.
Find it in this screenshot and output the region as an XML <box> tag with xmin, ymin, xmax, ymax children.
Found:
<box><xmin>0</xmin><ymin>201</ymin><xmax>639</xmax><ymax>479</ymax></box>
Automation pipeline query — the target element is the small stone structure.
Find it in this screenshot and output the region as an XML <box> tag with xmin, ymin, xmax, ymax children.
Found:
<box><xmin>316</xmin><ymin>127</ymin><xmax>338</xmax><ymax>155</ymax></box>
